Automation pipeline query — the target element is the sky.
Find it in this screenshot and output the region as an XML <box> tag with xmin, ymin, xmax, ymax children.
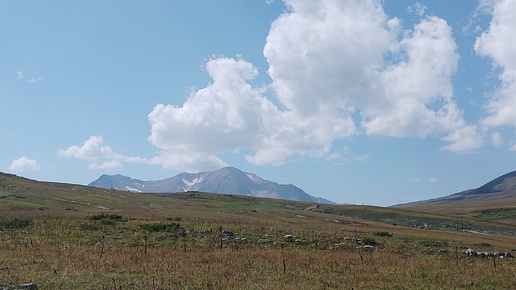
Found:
<box><xmin>2</xmin><ymin>0</ymin><xmax>516</xmax><ymax>206</ymax></box>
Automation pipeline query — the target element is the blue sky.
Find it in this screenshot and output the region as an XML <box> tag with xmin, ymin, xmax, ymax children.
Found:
<box><xmin>3</xmin><ymin>0</ymin><xmax>516</xmax><ymax>206</ymax></box>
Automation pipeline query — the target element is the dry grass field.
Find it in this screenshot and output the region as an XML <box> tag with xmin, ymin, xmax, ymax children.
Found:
<box><xmin>2</xmin><ymin>173</ymin><xmax>516</xmax><ymax>288</ymax></box>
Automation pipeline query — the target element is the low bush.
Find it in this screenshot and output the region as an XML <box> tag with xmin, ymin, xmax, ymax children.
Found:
<box><xmin>88</xmin><ymin>213</ymin><xmax>123</xmax><ymax>221</ymax></box>
<box><xmin>140</xmin><ymin>222</ymin><xmax>180</xmax><ymax>233</ymax></box>
<box><xmin>0</xmin><ymin>218</ymin><xmax>32</xmax><ymax>230</ymax></box>
<box><xmin>361</xmin><ymin>236</ymin><xmax>378</xmax><ymax>246</ymax></box>
<box><xmin>166</xmin><ymin>216</ymin><xmax>182</xmax><ymax>221</ymax></box>
<box><xmin>373</xmin><ymin>231</ymin><xmax>393</xmax><ymax>237</ymax></box>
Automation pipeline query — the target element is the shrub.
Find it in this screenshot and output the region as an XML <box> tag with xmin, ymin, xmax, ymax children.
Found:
<box><xmin>373</xmin><ymin>231</ymin><xmax>392</xmax><ymax>237</ymax></box>
<box><xmin>0</xmin><ymin>218</ymin><xmax>32</xmax><ymax>230</ymax></box>
<box><xmin>88</xmin><ymin>213</ymin><xmax>123</xmax><ymax>221</ymax></box>
<box><xmin>361</xmin><ymin>236</ymin><xmax>378</xmax><ymax>246</ymax></box>
<box><xmin>141</xmin><ymin>222</ymin><xmax>180</xmax><ymax>233</ymax></box>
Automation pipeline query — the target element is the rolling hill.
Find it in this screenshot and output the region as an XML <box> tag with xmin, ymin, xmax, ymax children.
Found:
<box><xmin>2</xmin><ymin>170</ymin><xmax>516</xmax><ymax>236</ymax></box>
<box><xmin>4</xmin><ymin>171</ymin><xmax>516</xmax><ymax>288</ymax></box>
<box><xmin>394</xmin><ymin>170</ymin><xmax>516</xmax><ymax>208</ymax></box>
<box><xmin>89</xmin><ymin>166</ymin><xmax>334</xmax><ymax>204</ymax></box>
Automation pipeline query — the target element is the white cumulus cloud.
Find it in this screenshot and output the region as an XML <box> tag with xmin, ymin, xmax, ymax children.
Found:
<box><xmin>147</xmin><ymin>57</ymin><xmax>281</xmax><ymax>171</ymax></box>
<box><xmin>8</xmin><ymin>156</ymin><xmax>41</xmax><ymax>172</ymax></box>
<box><xmin>146</xmin><ymin>0</ymin><xmax>482</xmax><ymax>172</ymax></box>
<box><xmin>439</xmin><ymin>125</ymin><xmax>483</xmax><ymax>152</ymax></box>
<box><xmin>58</xmin><ymin>135</ymin><xmax>147</xmax><ymax>170</ymax></box>
<box><xmin>476</xmin><ymin>0</ymin><xmax>516</xmax><ymax>129</ymax></box>
<box><xmin>58</xmin><ymin>135</ymin><xmax>117</xmax><ymax>160</ymax></box>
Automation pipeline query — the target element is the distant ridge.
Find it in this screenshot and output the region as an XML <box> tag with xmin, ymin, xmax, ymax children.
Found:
<box><xmin>89</xmin><ymin>167</ymin><xmax>334</xmax><ymax>204</ymax></box>
<box><xmin>393</xmin><ymin>170</ymin><xmax>516</xmax><ymax>207</ymax></box>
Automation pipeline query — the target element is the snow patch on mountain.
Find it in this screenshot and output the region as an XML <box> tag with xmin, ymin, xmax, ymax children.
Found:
<box><xmin>125</xmin><ymin>186</ymin><xmax>142</xmax><ymax>193</ymax></box>
<box><xmin>182</xmin><ymin>177</ymin><xmax>202</xmax><ymax>187</ymax></box>
<box><xmin>246</xmin><ymin>173</ymin><xmax>262</xmax><ymax>182</ymax></box>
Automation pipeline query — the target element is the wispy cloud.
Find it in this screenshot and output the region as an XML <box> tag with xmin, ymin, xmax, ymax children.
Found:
<box><xmin>17</xmin><ymin>70</ymin><xmax>47</xmax><ymax>83</ymax></box>
<box><xmin>87</xmin><ymin>160</ymin><xmax>124</xmax><ymax>170</ymax></box>
<box><xmin>408</xmin><ymin>2</ymin><xmax>427</xmax><ymax>17</ymax></box>
<box><xmin>491</xmin><ymin>132</ymin><xmax>504</xmax><ymax>148</ymax></box>
<box><xmin>8</xmin><ymin>156</ymin><xmax>41</xmax><ymax>172</ymax></box>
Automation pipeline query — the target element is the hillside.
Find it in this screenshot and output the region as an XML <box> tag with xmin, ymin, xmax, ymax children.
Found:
<box><xmin>394</xmin><ymin>170</ymin><xmax>516</xmax><ymax>208</ymax></box>
<box><xmin>2</xmin><ymin>171</ymin><xmax>516</xmax><ymax>236</ymax></box>
<box><xmin>89</xmin><ymin>167</ymin><xmax>334</xmax><ymax>204</ymax></box>
<box><xmin>3</xmin><ymin>171</ymin><xmax>516</xmax><ymax>288</ymax></box>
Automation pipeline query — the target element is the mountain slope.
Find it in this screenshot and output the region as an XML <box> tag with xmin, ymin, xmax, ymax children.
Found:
<box><xmin>89</xmin><ymin>167</ymin><xmax>334</xmax><ymax>204</ymax></box>
<box><xmin>394</xmin><ymin>170</ymin><xmax>516</xmax><ymax>208</ymax></box>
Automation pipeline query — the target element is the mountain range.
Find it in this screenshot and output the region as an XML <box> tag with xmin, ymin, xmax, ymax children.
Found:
<box><xmin>89</xmin><ymin>167</ymin><xmax>334</xmax><ymax>204</ymax></box>
<box><xmin>394</xmin><ymin>170</ymin><xmax>516</xmax><ymax>207</ymax></box>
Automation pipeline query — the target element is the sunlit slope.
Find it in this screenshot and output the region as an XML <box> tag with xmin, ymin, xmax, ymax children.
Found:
<box><xmin>395</xmin><ymin>170</ymin><xmax>516</xmax><ymax>208</ymax></box>
<box><xmin>2</xmin><ymin>172</ymin><xmax>516</xmax><ymax>239</ymax></box>
<box><xmin>393</xmin><ymin>170</ymin><xmax>516</xmax><ymax>228</ymax></box>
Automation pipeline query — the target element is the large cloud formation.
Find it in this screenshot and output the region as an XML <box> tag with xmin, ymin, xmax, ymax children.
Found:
<box><xmin>147</xmin><ymin>0</ymin><xmax>479</xmax><ymax>172</ymax></box>
<box><xmin>476</xmin><ymin>0</ymin><xmax>516</xmax><ymax>130</ymax></box>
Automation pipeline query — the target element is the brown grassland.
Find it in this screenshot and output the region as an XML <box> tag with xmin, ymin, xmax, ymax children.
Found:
<box><xmin>1</xmin><ymin>173</ymin><xmax>516</xmax><ymax>288</ymax></box>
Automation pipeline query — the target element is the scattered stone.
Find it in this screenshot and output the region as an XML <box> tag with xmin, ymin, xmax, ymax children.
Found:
<box><xmin>19</xmin><ymin>283</ymin><xmax>38</xmax><ymax>289</ymax></box>
<box><xmin>466</xmin><ymin>249</ymin><xmax>477</xmax><ymax>257</ymax></box>
<box><xmin>222</xmin><ymin>230</ymin><xmax>234</xmax><ymax>236</ymax></box>
<box><xmin>465</xmin><ymin>249</ymin><xmax>513</xmax><ymax>259</ymax></box>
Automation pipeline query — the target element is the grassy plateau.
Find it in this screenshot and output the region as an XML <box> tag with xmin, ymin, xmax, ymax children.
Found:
<box><xmin>1</xmin><ymin>172</ymin><xmax>516</xmax><ymax>289</ymax></box>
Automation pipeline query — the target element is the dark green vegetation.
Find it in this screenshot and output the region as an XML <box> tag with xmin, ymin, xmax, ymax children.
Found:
<box><xmin>0</xmin><ymin>218</ymin><xmax>31</xmax><ymax>230</ymax></box>
<box><xmin>1</xmin><ymin>172</ymin><xmax>516</xmax><ymax>288</ymax></box>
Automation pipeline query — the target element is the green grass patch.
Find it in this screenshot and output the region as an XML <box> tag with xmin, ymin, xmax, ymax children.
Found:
<box><xmin>475</xmin><ymin>208</ymin><xmax>516</xmax><ymax>220</ymax></box>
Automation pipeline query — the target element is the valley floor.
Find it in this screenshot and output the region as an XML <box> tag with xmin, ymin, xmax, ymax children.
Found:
<box><xmin>1</xmin><ymin>215</ymin><xmax>516</xmax><ymax>289</ymax></box>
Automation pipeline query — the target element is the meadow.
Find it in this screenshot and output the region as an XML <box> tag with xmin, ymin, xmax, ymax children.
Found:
<box><xmin>1</xmin><ymin>173</ymin><xmax>516</xmax><ymax>288</ymax></box>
